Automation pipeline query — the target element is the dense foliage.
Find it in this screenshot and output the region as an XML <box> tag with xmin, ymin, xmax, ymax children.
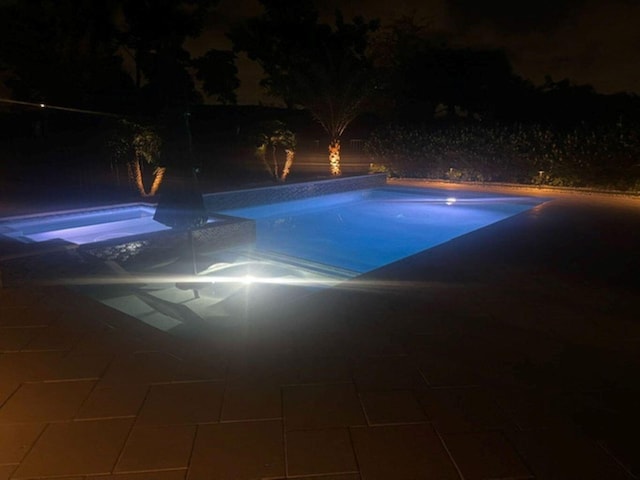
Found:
<box><xmin>365</xmin><ymin>122</ymin><xmax>640</xmax><ymax>191</ymax></box>
<box><xmin>0</xmin><ymin>0</ymin><xmax>239</xmax><ymax>112</ymax></box>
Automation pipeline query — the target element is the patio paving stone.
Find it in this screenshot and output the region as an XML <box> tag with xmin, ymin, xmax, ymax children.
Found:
<box><xmin>359</xmin><ymin>390</ymin><xmax>428</xmax><ymax>425</ymax></box>
<box><xmin>76</xmin><ymin>384</ymin><xmax>149</xmax><ymax>420</ymax></box>
<box><xmin>226</xmin><ymin>353</ymin><xmax>298</xmax><ymax>386</ymax></box>
<box><xmin>114</xmin><ymin>424</ymin><xmax>196</xmax><ymax>472</ymax></box>
<box><xmin>0</xmin><ymin>306</ymin><xmax>61</xmax><ymax>327</ymax></box>
<box><xmin>413</xmin><ymin>351</ymin><xmax>484</xmax><ymax>387</ymax></box>
<box><xmin>283</xmin><ymin>383</ymin><xmax>366</xmax><ymax>430</ymax></box>
<box><xmin>69</xmin><ymin>328</ymin><xmax>152</xmax><ymax>356</ymax></box>
<box><xmin>285</xmin><ymin>428</ymin><xmax>358</xmax><ymax>476</ymax></box>
<box><xmin>508</xmin><ymin>427</ymin><xmax>635</xmax><ymax>479</ymax></box>
<box><xmin>187</xmin><ymin>420</ymin><xmax>284</xmax><ymax>480</ymax></box>
<box><xmin>417</xmin><ymin>386</ymin><xmax>514</xmax><ymax>433</ymax></box>
<box><xmin>0</xmin><ymin>289</ymin><xmax>48</xmax><ymax>308</ymax></box>
<box><xmin>0</xmin><ymin>351</ymin><xmax>65</xmax><ymax>384</ymax></box>
<box><xmin>441</xmin><ymin>431</ymin><xmax>533</xmax><ymax>479</ymax></box>
<box><xmin>220</xmin><ymin>382</ymin><xmax>281</xmax><ymax>421</ymax></box>
<box><xmin>345</xmin><ymin>332</ymin><xmax>406</xmax><ymax>357</ymax></box>
<box><xmin>293</xmin><ymin>355</ymin><xmax>352</xmax><ymax>384</ymax></box>
<box><xmin>272</xmin><ymin>475</ymin><xmax>361</xmax><ymax>480</ymax></box>
<box><xmin>94</xmin><ymin>472</ymin><xmax>186</xmax><ymax>480</ymax></box>
<box><xmin>0</xmin><ymin>465</ymin><xmax>16</xmax><ymax>480</ymax></box>
<box><xmin>491</xmin><ymin>387</ymin><xmax>583</xmax><ymax>431</ymax></box>
<box><xmin>44</xmin><ymin>352</ymin><xmax>114</xmax><ymax>382</ymax></box>
<box><xmin>0</xmin><ymin>327</ymin><xmax>40</xmax><ymax>352</ymax></box>
<box><xmin>135</xmin><ymin>381</ymin><xmax>225</xmax><ymax>426</ymax></box>
<box><xmin>352</xmin><ymin>355</ymin><xmax>427</xmax><ymax>391</ymax></box>
<box><xmin>350</xmin><ymin>424</ymin><xmax>459</xmax><ymax>480</ymax></box>
<box><xmin>12</xmin><ymin>418</ymin><xmax>133</xmax><ymax>478</ymax></box>
<box><xmin>0</xmin><ymin>380</ymin><xmax>95</xmax><ymax>424</ymax></box>
<box><xmin>0</xmin><ymin>423</ymin><xmax>45</xmax><ymax>464</ymax></box>
<box><xmin>20</xmin><ymin>323</ymin><xmax>88</xmax><ymax>352</ymax></box>
<box><xmin>97</xmin><ymin>351</ymin><xmax>206</xmax><ymax>387</ymax></box>
<box><xmin>290</xmin><ymin>330</ymin><xmax>353</xmax><ymax>357</ymax></box>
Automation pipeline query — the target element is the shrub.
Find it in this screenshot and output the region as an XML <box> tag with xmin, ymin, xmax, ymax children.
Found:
<box><xmin>364</xmin><ymin>121</ymin><xmax>640</xmax><ymax>191</ymax></box>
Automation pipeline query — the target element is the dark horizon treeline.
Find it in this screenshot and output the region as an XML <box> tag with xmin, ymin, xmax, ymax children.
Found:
<box><xmin>0</xmin><ymin>0</ymin><xmax>638</xmax><ymax>127</ymax></box>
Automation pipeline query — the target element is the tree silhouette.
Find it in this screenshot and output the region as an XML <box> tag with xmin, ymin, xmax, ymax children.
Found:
<box><xmin>0</xmin><ymin>0</ymin><xmax>132</xmax><ymax>109</ymax></box>
<box><xmin>229</xmin><ymin>0</ymin><xmax>378</xmax><ymax>175</ymax></box>
<box><xmin>118</xmin><ymin>0</ymin><xmax>238</xmax><ymax>110</ymax></box>
<box><xmin>372</xmin><ymin>17</ymin><xmax>532</xmax><ymax>124</ymax></box>
<box><xmin>250</xmin><ymin>120</ymin><xmax>296</xmax><ymax>182</ymax></box>
<box><xmin>228</xmin><ymin>0</ymin><xmax>321</xmax><ymax>109</ymax></box>
<box><xmin>0</xmin><ymin>0</ymin><xmax>239</xmax><ymax>112</ymax></box>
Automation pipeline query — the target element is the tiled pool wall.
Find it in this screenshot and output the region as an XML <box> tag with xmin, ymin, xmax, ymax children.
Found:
<box><xmin>203</xmin><ymin>173</ymin><xmax>387</xmax><ymax>211</ymax></box>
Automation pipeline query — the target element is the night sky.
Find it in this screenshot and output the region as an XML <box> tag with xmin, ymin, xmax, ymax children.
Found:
<box><xmin>193</xmin><ymin>0</ymin><xmax>640</xmax><ymax>104</ymax></box>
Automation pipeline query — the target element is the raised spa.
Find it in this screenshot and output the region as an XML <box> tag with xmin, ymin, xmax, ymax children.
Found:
<box><xmin>0</xmin><ymin>204</ymin><xmax>173</xmax><ymax>245</ymax></box>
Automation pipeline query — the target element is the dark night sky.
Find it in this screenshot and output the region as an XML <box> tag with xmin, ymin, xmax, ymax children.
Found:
<box><xmin>190</xmin><ymin>0</ymin><xmax>640</xmax><ymax>105</ymax></box>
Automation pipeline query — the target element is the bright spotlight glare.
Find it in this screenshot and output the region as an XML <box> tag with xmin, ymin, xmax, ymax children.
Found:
<box><xmin>39</xmin><ymin>103</ymin><xmax>46</xmax><ymax>108</ymax></box>
<box><xmin>446</xmin><ymin>197</ymin><xmax>457</xmax><ymax>205</ymax></box>
<box><xmin>241</xmin><ymin>275</ymin><xmax>254</xmax><ymax>285</ymax></box>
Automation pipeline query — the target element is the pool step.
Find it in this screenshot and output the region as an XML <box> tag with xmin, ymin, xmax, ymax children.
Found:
<box><xmin>225</xmin><ymin>248</ymin><xmax>359</xmax><ymax>281</ymax></box>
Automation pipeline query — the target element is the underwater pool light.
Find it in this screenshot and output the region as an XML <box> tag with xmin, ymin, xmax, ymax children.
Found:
<box><xmin>446</xmin><ymin>197</ymin><xmax>457</xmax><ymax>205</ymax></box>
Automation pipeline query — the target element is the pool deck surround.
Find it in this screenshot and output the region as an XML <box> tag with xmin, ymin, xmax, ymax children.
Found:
<box><xmin>0</xmin><ymin>177</ymin><xmax>639</xmax><ymax>479</ymax></box>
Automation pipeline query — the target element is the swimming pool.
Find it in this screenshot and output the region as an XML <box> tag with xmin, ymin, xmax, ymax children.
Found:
<box><xmin>220</xmin><ymin>186</ymin><xmax>544</xmax><ymax>274</ymax></box>
<box><xmin>0</xmin><ymin>182</ymin><xmax>545</xmax><ymax>332</ymax></box>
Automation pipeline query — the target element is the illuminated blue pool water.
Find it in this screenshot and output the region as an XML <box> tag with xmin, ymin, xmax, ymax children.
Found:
<box><xmin>221</xmin><ymin>187</ymin><xmax>543</xmax><ymax>274</ymax></box>
<box><xmin>0</xmin><ymin>187</ymin><xmax>544</xmax><ymax>276</ymax></box>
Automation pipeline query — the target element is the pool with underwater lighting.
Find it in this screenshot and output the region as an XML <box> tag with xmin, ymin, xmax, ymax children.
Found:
<box><xmin>0</xmin><ymin>180</ymin><xmax>547</xmax><ymax>333</ymax></box>
<box><xmin>219</xmin><ymin>186</ymin><xmax>545</xmax><ymax>274</ymax></box>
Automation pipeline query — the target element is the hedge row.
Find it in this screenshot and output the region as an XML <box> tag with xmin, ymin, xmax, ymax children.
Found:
<box><xmin>364</xmin><ymin>122</ymin><xmax>640</xmax><ymax>191</ymax></box>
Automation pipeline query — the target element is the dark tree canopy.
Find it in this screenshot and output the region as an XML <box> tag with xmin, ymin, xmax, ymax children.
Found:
<box><xmin>371</xmin><ymin>17</ymin><xmax>533</xmax><ymax>123</ymax></box>
<box><xmin>0</xmin><ymin>0</ymin><xmax>132</xmax><ymax>109</ymax></box>
<box><xmin>228</xmin><ymin>0</ymin><xmax>322</xmax><ymax>108</ymax></box>
<box><xmin>0</xmin><ymin>0</ymin><xmax>239</xmax><ymax>112</ymax></box>
<box><xmin>372</xmin><ymin>16</ymin><xmax>640</xmax><ymax>126</ymax></box>
<box><xmin>229</xmin><ymin>0</ymin><xmax>379</xmax><ymax>138</ymax></box>
<box><xmin>118</xmin><ymin>0</ymin><xmax>238</xmax><ymax>110</ymax></box>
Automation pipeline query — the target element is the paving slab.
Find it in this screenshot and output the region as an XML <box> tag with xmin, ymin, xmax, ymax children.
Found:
<box><xmin>114</xmin><ymin>424</ymin><xmax>196</xmax><ymax>473</ymax></box>
<box><xmin>350</xmin><ymin>424</ymin><xmax>459</xmax><ymax>480</ymax></box>
<box><xmin>286</xmin><ymin>428</ymin><xmax>358</xmax><ymax>476</ymax></box>
<box><xmin>12</xmin><ymin>418</ymin><xmax>133</xmax><ymax>478</ymax></box>
<box><xmin>188</xmin><ymin>420</ymin><xmax>284</xmax><ymax>480</ymax></box>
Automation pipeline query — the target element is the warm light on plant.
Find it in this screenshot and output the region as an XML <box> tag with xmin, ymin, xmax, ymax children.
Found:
<box><xmin>109</xmin><ymin>120</ymin><xmax>165</xmax><ymax>197</ymax></box>
<box><xmin>253</xmin><ymin>121</ymin><xmax>296</xmax><ymax>182</ymax></box>
<box><xmin>329</xmin><ymin>140</ymin><xmax>341</xmax><ymax>176</ymax></box>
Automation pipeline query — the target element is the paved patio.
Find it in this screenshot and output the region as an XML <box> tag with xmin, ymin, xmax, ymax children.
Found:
<box><xmin>1</xmin><ymin>180</ymin><xmax>639</xmax><ymax>479</ymax></box>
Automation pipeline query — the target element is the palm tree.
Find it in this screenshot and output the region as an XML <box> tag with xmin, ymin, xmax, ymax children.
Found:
<box><xmin>253</xmin><ymin>121</ymin><xmax>297</xmax><ymax>181</ymax></box>
<box><xmin>229</xmin><ymin>3</ymin><xmax>378</xmax><ymax>176</ymax></box>
<box><xmin>109</xmin><ymin>120</ymin><xmax>165</xmax><ymax>196</ymax></box>
<box><xmin>294</xmin><ymin>49</ymin><xmax>371</xmax><ymax>176</ymax></box>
